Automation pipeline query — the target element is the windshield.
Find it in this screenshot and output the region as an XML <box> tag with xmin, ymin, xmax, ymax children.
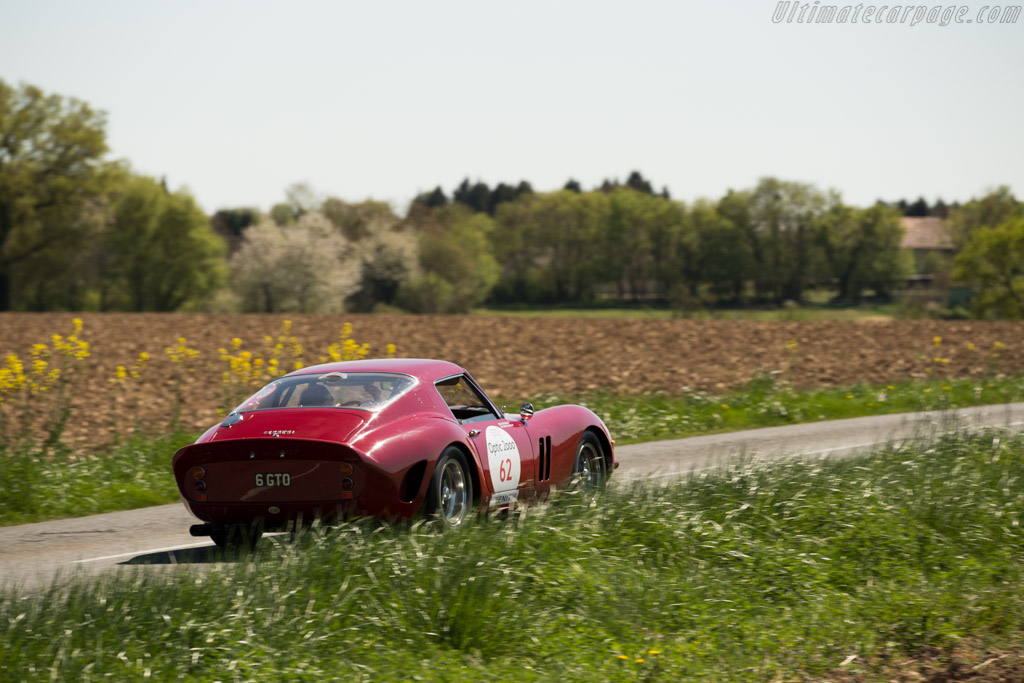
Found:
<box><xmin>230</xmin><ymin>372</ymin><xmax>416</xmax><ymax>414</ymax></box>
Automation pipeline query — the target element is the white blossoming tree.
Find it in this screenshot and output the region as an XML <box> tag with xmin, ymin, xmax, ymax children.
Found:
<box><xmin>230</xmin><ymin>211</ymin><xmax>362</xmax><ymax>313</ymax></box>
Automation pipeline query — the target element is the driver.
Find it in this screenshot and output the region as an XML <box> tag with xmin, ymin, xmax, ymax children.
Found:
<box><xmin>362</xmin><ymin>382</ymin><xmax>382</xmax><ymax>405</ymax></box>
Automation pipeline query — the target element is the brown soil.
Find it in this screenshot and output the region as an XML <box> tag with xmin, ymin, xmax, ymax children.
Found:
<box><xmin>830</xmin><ymin>648</ymin><xmax>1024</xmax><ymax>682</ymax></box>
<box><xmin>1</xmin><ymin>313</ymin><xmax>1022</xmax><ymax>446</ymax></box>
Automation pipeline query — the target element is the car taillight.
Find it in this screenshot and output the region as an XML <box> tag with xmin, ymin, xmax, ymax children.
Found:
<box><xmin>191</xmin><ymin>466</ymin><xmax>207</xmax><ymax>501</ymax></box>
<box><xmin>341</xmin><ymin>463</ymin><xmax>355</xmax><ymax>499</ymax></box>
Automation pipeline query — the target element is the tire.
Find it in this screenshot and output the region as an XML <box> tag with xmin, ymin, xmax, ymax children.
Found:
<box><xmin>571</xmin><ymin>431</ymin><xmax>607</xmax><ymax>494</ymax></box>
<box><xmin>424</xmin><ymin>447</ymin><xmax>474</xmax><ymax>528</ymax></box>
<box><xmin>210</xmin><ymin>523</ymin><xmax>263</xmax><ymax>550</ymax></box>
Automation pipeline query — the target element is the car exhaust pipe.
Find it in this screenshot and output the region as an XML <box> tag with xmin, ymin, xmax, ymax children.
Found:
<box><xmin>189</xmin><ymin>523</ymin><xmax>213</xmax><ymax>537</ymax></box>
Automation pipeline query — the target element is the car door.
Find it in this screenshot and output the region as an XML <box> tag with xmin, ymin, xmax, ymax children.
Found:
<box><xmin>433</xmin><ymin>374</ymin><xmax>538</xmax><ymax>507</ymax></box>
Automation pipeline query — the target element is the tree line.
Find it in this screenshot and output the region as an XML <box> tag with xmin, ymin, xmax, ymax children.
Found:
<box><xmin>2</xmin><ymin>80</ymin><xmax>1022</xmax><ymax>317</ymax></box>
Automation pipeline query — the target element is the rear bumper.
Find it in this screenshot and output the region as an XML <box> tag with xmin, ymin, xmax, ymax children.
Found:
<box><xmin>180</xmin><ymin>499</ymin><xmax>379</xmax><ymax>528</ymax></box>
<box><xmin>173</xmin><ymin>437</ymin><xmax>424</xmax><ymax>526</ymax></box>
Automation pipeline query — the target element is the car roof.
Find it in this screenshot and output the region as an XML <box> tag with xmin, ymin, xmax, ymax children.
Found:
<box><xmin>284</xmin><ymin>358</ymin><xmax>466</xmax><ymax>383</ymax></box>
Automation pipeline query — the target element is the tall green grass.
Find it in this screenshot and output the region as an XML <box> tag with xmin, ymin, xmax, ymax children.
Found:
<box><xmin>0</xmin><ymin>430</ymin><xmax>194</xmax><ymax>526</ymax></box>
<box><xmin>537</xmin><ymin>373</ymin><xmax>1024</xmax><ymax>443</ymax></box>
<box><xmin>4</xmin><ymin>429</ymin><xmax>1024</xmax><ymax>680</ymax></box>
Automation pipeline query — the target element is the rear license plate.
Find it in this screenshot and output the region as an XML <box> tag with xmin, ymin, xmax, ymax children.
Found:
<box><xmin>255</xmin><ymin>473</ymin><xmax>291</xmax><ymax>487</ymax></box>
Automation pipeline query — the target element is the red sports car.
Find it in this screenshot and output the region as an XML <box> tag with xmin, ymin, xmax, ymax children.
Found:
<box><xmin>173</xmin><ymin>358</ymin><xmax>616</xmax><ymax>547</ymax></box>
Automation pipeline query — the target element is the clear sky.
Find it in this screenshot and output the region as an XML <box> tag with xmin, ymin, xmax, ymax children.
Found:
<box><xmin>2</xmin><ymin>0</ymin><xmax>1022</xmax><ymax>214</ymax></box>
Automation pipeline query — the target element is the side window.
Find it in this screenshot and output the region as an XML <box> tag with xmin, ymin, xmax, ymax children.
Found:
<box><xmin>435</xmin><ymin>376</ymin><xmax>497</xmax><ymax>424</ymax></box>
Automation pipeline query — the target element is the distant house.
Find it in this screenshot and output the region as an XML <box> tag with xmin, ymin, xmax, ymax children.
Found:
<box><xmin>900</xmin><ymin>216</ymin><xmax>954</xmax><ymax>279</ymax></box>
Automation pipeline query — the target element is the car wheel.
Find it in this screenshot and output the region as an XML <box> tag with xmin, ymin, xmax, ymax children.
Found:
<box><xmin>210</xmin><ymin>523</ymin><xmax>263</xmax><ymax>549</ymax></box>
<box><xmin>425</xmin><ymin>447</ymin><xmax>473</xmax><ymax>527</ymax></box>
<box><xmin>571</xmin><ymin>432</ymin><xmax>607</xmax><ymax>493</ymax></box>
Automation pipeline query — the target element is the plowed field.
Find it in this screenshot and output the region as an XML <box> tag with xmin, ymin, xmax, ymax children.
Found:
<box><xmin>2</xmin><ymin>313</ymin><xmax>1022</xmax><ymax>445</ymax></box>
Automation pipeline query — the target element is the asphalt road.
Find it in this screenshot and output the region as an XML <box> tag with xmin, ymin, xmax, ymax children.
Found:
<box><xmin>3</xmin><ymin>402</ymin><xmax>1023</xmax><ymax>591</ymax></box>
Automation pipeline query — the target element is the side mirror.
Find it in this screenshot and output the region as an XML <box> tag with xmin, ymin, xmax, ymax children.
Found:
<box><xmin>519</xmin><ymin>402</ymin><xmax>534</xmax><ymax>422</ymax></box>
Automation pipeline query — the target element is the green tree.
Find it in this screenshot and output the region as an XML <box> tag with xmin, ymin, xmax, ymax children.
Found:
<box><xmin>400</xmin><ymin>204</ymin><xmax>498</xmax><ymax>313</ymax></box>
<box><xmin>744</xmin><ymin>178</ymin><xmax>832</xmax><ymax>303</ymax></box>
<box><xmin>318</xmin><ymin>197</ymin><xmax>419</xmax><ymax>311</ymax></box>
<box><xmin>487</xmin><ymin>183</ymin><xmax>520</xmax><ymax>215</ymax></box>
<box><xmin>452</xmin><ymin>178</ymin><xmax>491</xmax><ymax>214</ymax></box>
<box><xmin>103</xmin><ymin>174</ymin><xmax>227</xmax><ymax>311</ymax></box>
<box><xmin>322</xmin><ymin>198</ymin><xmax>396</xmax><ymax>242</ymax></box>
<box><xmin>906</xmin><ymin>197</ymin><xmax>929</xmax><ymax>217</ymax></box>
<box><xmin>489</xmin><ymin>193</ymin><xmax>546</xmax><ymax>302</ymax></box>
<box><xmin>499</xmin><ymin>190</ymin><xmax>610</xmax><ymax>303</ymax></box>
<box><xmin>604</xmin><ymin>188</ymin><xmax>679</xmax><ymax>300</ymax></box>
<box><xmin>691</xmin><ymin>199</ymin><xmax>751</xmax><ymax>304</ymax></box>
<box><xmin>953</xmin><ymin>216</ymin><xmax>1024</xmax><ymax>318</ymax></box>
<box><xmin>816</xmin><ymin>203</ymin><xmax>910</xmax><ymax>302</ymax></box>
<box><xmin>947</xmin><ymin>186</ymin><xmax>1021</xmax><ymax>249</ymax></box>
<box><xmin>625</xmin><ymin>170</ymin><xmax>654</xmax><ymax>194</ymax></box>
<box><xmin>346</xmin><ymin>227</ymin><xmax>419</xmax><ymax>311</ymax></box>
<box><xmin>269</xmin><ymin>203</ymin><xmax>294</xmax><ymax>226</ymax></box>
<box><xmin>716</xmin><ymin>188</ymin><xmax>756</xmax><ymax>300</ymax></box>
<box><xmin>10</xmin><ymin>193</ymin><xmax>111</xmax><ymax>311</ymax></box>
<box><xmin>412</xmin><ymin>186</ymin><xmax>448</xmax><ymax>209</ymax></box>
<box><xmin>931</xmin><ymin>198</ymin><xmax>950</xmax><ymax>219</ymax></box>
<box><xmin>393</xmin><ymin>271</ymin><xmax>455</xmax><ymax>314</ymax></box>
<box><xmin>211</xmin><ymin>207</ymin><xmax>259</xmax><ymax>254</ymax></box>
<box><xmin>0</xmin><ymin>80</ymin><xmax>110</xmax><ymax>309</ymax></box>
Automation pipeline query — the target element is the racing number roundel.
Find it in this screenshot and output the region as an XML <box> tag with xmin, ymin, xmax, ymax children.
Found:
<box><xmin>485</xmin><ymin>426</ymin><xmax>521</xmax><ymax>493</ymax></box>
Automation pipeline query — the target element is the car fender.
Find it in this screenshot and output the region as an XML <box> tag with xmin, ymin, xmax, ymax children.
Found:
<box><xmin>521</xmin><ymin>405</ymin><xmax>617</xmax><ymax>481</ymax></box>
<box><xmin>348</xmin><ymin>413</ymin><xmax>485</xmax><ymax>506</ymax></box>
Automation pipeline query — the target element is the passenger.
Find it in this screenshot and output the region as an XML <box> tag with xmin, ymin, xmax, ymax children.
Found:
<box><xmin>298</xmin><ymin>383</ymin><xmax>334</xmax><ymax>406</ymax></box>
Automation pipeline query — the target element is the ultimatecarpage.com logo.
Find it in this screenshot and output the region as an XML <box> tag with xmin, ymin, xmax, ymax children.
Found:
<box><xmin>771</xmin><ymin>2</ymin><xmax>1021</xmax><ymax>26</ymax></box>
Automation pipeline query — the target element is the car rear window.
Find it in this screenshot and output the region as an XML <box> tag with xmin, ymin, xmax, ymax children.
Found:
<box><xmin>230</xmin><ymin>372</ymin><xmax>416</xmax><ymax>414</ymax></box>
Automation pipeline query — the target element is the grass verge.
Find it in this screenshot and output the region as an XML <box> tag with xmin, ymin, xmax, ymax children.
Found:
<box><xmin>533</xmin><ymin>372</ymin><xmax>1024</xmax><ymax>444</ymax></box>
<box><xmin>0</xmin><ymin>430</ymin><xmax>195</xmax><ymax>527</ymax></box>
<box><xmin>2</xmin><ymin>375</ymin><xmax>1023</xmax><ymax>527</ymax></box>
<box><xmin>473</xmin><ymin>300</ymin><xmax>900</xmax><ymax>321</ymax></box>
<box><xmin>3</xmin><ymin>429</ymin><xmax>1024</xmax><ymax>680</ymax></box>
